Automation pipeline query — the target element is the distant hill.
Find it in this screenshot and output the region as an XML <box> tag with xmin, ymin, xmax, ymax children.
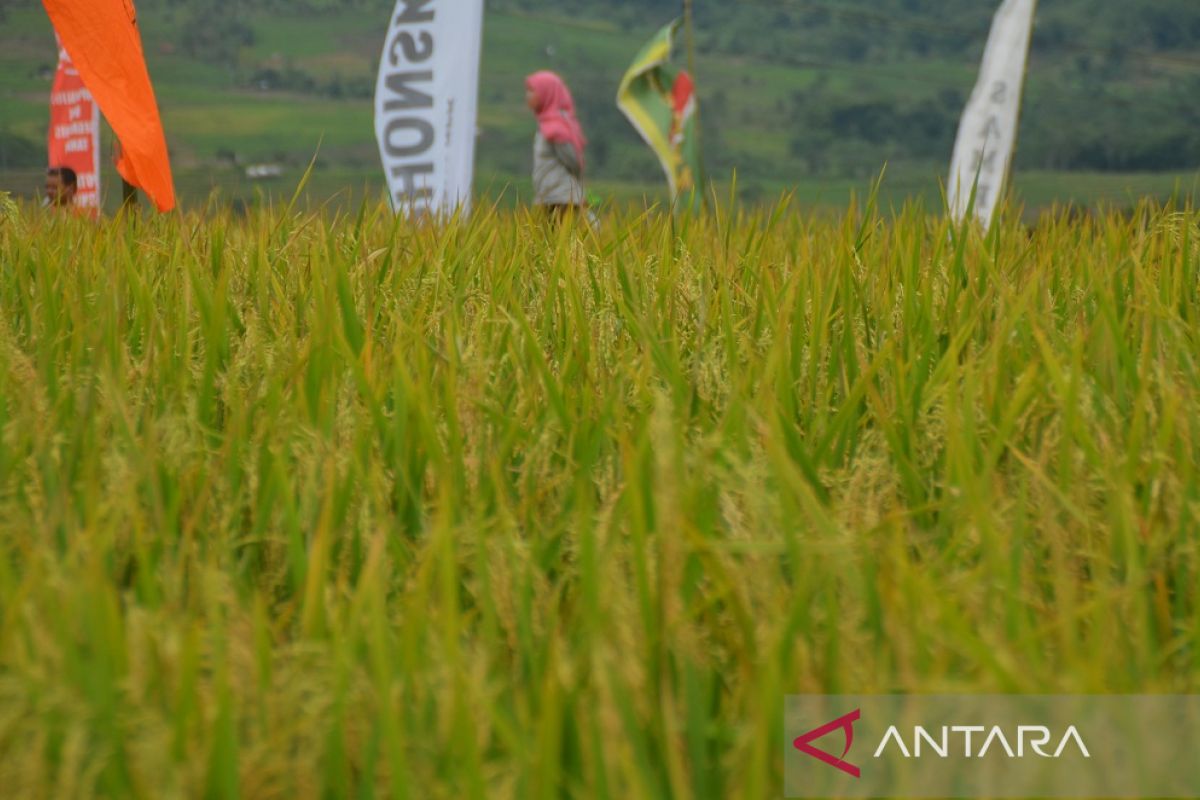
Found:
<box><xmin>1</xmin><ymin>0</ymin><xmax>1198</xmax><ymax>209</ymax></box>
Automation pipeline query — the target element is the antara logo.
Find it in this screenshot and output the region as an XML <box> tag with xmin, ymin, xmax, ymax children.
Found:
<box><xmin>794</xmin><ymin>710</ymin><xmax>1091</xmax><ymax>777</ymax></box>
<box><xmin>793</xmin><ymin>709</ymin><xmax>862</xmax><ymax>778</ymax></box>
<box><xmin>873</xmin><ymin>725</ymin><xmax>1091</xmax><ymax>759</ymax></box>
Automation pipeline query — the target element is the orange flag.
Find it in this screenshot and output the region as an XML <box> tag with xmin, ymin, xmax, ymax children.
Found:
<box><xmin>41</xmin><ymin>0</ymin><xmax>176</xmax><ymax>212</ymax></box>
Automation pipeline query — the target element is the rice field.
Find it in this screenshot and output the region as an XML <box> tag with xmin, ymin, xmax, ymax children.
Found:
<box><xmin>0</xmin><ymin>194</ymin><xmax>1198</xmax><ymax>798</ymax></box>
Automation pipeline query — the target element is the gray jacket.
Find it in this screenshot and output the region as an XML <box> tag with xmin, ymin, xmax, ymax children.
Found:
<box><xmin>533</xmin><ymin>132</ymin><xmax>585</xmax><ymax>206</ymax></box>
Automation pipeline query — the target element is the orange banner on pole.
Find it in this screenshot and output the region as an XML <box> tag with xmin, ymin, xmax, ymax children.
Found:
<box><xmin>47</xmin><ymin>35</ymin><xmax>101</xmax><ymax>216</ymax></box>
<box><xmin>41</xmin><ymin>0</ymin><xmax>176</xmax><ymax>212</ymax></box>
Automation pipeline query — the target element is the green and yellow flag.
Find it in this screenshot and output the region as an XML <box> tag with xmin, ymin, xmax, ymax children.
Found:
<box><xmin>617</xmin><ymin>19</ymin><xmax>704</xmax><ymax>209</ymax></box>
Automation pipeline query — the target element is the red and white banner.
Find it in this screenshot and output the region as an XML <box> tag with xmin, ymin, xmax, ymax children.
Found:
<box><xmin>47</xmin><ymin>34</ymin><xmax>101</xmax><ymax>214</ymax></box>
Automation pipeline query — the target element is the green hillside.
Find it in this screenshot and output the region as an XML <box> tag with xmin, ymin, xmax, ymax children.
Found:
<box><xmin>1</xmin><ymin>0</ymin><xmax>1198</xmax><ymax>210</ymax></box>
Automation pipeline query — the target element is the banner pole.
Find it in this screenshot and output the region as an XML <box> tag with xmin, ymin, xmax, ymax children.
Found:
<box><xmin>112</xmin><ymin>137</ymin><xmax>139</xmax><ymax>211</ymax></box>
<box><xmin>682</xmin><ymin>0</ymin><xmax>709</xmax><ymax>211</ymax></box>
<box><xmin>122</xmin><ymin>179</ymin><xmax>139</xmax><ymax>210</ymax></box>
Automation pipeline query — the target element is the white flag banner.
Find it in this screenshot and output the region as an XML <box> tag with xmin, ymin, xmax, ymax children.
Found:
<box><xmin>947</xmin><ymin>0</ymin><xmax>1037</xmax><ymax>229</ymax></box>
<box><xmin>374</xmin><ymin>0</ymin><xmax>484</xmax><ymax>217</ymax></box>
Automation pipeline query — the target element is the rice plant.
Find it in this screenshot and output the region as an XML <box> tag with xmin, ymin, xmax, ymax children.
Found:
<box><xmin>0</xmin><ymin>196</ymin><xmax>1197</xmax><ymax>798</ymax></box>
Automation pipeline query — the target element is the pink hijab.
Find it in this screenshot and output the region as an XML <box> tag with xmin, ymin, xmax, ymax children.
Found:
<box><xmin>526</xmin><ymin>71</ymin><xmax>587</xmax><ymax>171</ymax></box>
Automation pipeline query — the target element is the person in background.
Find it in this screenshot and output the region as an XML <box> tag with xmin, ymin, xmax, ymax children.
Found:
<box><xmin>44</xmin><ymin>166</ymin><xmax>78</xmax><ymax>209</ymax></box>
<box><xmin>525</xmin><ymin>71</ymin><xmax>588</xmax><ymax>220</ymax></box>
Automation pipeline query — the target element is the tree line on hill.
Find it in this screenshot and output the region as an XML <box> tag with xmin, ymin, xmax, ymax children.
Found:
<box><xmin>506</xmin><ymin>0</ymin><xmax>1200</xmax><ymax>175</ymax></box>
<box><xmin>3</xmin><ymin>0</ymin><xmax>1197</xmax><ymax>180</ymax></box>
<box><xmin>202</xmin><ymin>0</ymin><xmax>1200</xmax><ymax>175</ymax></box>
<box><xmin>132</xmin><ymin>0</ymin><xmax>1200</xmax><ymax>62</ymax></box>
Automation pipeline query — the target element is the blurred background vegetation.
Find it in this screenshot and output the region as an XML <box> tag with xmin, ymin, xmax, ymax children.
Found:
<box><xmin>1</xmin><ymin>0</ymin><xmax>1198</xmax><ymax>211</ymax></box>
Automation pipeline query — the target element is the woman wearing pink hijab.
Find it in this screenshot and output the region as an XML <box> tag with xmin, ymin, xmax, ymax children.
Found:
<box><xmin>525</xmin><ymin>71</ymin><xmax>588</xmax><ymax>218</ymax></box>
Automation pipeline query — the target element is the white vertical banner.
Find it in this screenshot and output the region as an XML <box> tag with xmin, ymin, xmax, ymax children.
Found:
<box><xmin>374</xmin><ymin>0</ymin><xmax>484</xmax><ymax>217</ymax></box>
<box><xmin>947</xmin><ymin>0</ymin><xmax>1037</xmax><ymax>229</ymax></box>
